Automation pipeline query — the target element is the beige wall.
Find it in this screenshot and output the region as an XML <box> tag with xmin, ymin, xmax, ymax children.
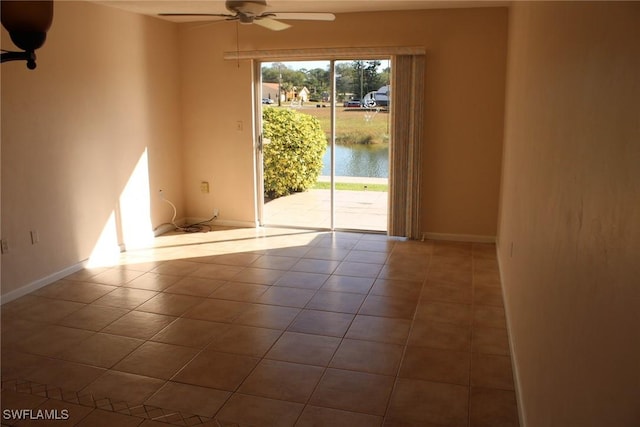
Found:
<box><xmin>1</xmin><ymin>1</ymin><xmax>183</xmax><ymax>296</ymax></box>
<box><xmin>178</xmin><ymin>7</ymin><xmax>508</xmax><ymax>236</ymax></box>
<box><xmin>498</xmin><ymin>2</ymin><xmax>640</xmax><ymax>426</ymax></box>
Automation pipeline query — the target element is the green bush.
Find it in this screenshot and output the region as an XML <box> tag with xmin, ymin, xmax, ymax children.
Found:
<box><xmin>263</xmin><ymin>107</ymin><xmax>327</xmax><ymax>198</ymax></box>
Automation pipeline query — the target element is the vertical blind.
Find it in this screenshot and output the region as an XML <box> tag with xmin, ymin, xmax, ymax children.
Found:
<box><xmin>388</xmin><ymin>55</ymin><xmax>426</xmax><ymax>238</ymax></box>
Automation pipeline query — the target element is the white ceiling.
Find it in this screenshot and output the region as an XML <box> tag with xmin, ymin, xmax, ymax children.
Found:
<box><xmin>93</xmin><ymin>0</ymin><xmax>508</xmax><ymax>22</ymax></box>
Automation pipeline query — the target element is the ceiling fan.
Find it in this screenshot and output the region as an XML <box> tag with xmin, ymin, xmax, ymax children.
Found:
<box><xmin>159</xmin><ymin>1</ymin><xmax>336</xmax><ymax>31</ymax></box>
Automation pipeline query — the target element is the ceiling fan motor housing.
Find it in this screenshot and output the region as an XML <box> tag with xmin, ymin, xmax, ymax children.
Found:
<box><xmin>226</xmin><ymin>0</ymin><xmax>267</xmax><ymax>16</ymax></box>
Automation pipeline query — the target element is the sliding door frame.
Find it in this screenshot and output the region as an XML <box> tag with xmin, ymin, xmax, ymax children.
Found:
<box><xmin>241</xmin><ymin>47</ymin><xmax>425</xmax><ymax>237</ymax></box>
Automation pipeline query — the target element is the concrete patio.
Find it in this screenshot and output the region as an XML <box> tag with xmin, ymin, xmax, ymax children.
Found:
<box><xmin>263</xmin><ymin>177</ymin><xmax>388</xmax><ymax>232</ymax></box>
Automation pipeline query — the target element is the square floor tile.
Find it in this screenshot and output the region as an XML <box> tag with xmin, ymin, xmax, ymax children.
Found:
<box><xmin>74</xmin><ymin>408</ymin><xmax>144</xmax><ymax>427</ymax></box>
<box><xmin>13</xmin><ymin>298</ymin><xmax>86</xmax><ymax>324</ymax></box>
<box><xmin>163</xmin><ymin>277</ymin><xmax>226</xmax><ymax>296</ymax></box>
<box><xmin>206</xmin><ymin>324</ymin><xmax>282</xmax><ymax>357</ymax></box>
<box><xmin>265</xmin><ymin>332</ymin><xmax>340</xmax><ymax>366</ymax></box>
<box><xmin>216</xmin><ymin>393</ymin><xmax>303</xmax><ymax>427</ymax></box>
<box><xmin>296</xmin><ymin>405</ymin><xmax>382</xmax><ymax>427</ymax></box>
<box><xmin>473</xmin><ymin>286</ymin><xmax>505</xmax><ymax>307</ymax></box>
<box><xmin>57</xmin><ymin>305</ymin><xmax>129</xmax><ymax>331</ymax></box>
<box><xmin>182</xmin><ymin>299</ymin><xmax>251</xmax><ymax>323</ymax></box>
<box><xmin>83</xmin><ymin>370</ymin><xmax>165</xmax><ymax>405</ymax></box>
<box><xmin>238</xmin><ymin>359</ymin><xmax>324</xmax><ymax>403</ymax></box>
<box><xmin>473</xmin><ymin>326</ymin><xmax>510</xmax><ymax>355</ymax></box>
<box><xmin>421</xmin><ymin>280</ymin><xmax>473</xmax><ymax>304</ymax></box>
<box><xmin>415</xmin><ymin>301</ymin><xmax>472</xmax><ymax>326</ymax></box>
<box><xmin>233</xmin><ymin>303</ymin><xmax>301</xmax><ymax>330</ymax></box>
<box><xmin>344</xmin><ymin>250</ymin><xmax>389</xmax><ymax>264</ymax></box>
<box><xmin>113</xmin><ymin>341</ymin><xmax>199</xmax><ymax>379</ymax></box>
<box><xmin>209</xmin><ymin>282</ymin><xmax>270</xmax><ymax>302</ymax></box>
<box><xmin>288</xmin><ymin>310</ymin><xmax>354</xmax><ymax>337</ymax></box>
<box><xmin>17</xmin><ymin>325</ymin><xmax>94</xmax><ymax>357</ymax></box>
<box><xmin>249</xmin><ymin>255</ymin><xmax>299</xmax><ymax>270</ymax></box>
<box><xmin>151</xmin><ymin>318</ymin><xmax>229</xmax><ymax>348</ymax></box>
<box><xmin>257</xmin><ymin>286</ymin><xmax>315</xmax><ymax>308</ymax></box>
<box><xmin>172</xmin><ymin>351</ymin><xmax>258</xmax><ymax>391</ymax></box>
<box><xmin>305</xmin><ymin>291</ymin><xmax>366</xmax><ymax>314</ymax></box>
<box><xmin>346</xmin><ymin>315</ymin><xmax>411</xmax><ymax>344</ymax></box>
<box><xmin>378</xmin><ymin>265</ymin><xmax>429</xmax><ymax>283</ymax></box>
<box><xmin>359</xmin><ymin>295</ymin><xmax>417</xmax><ymax>319</ymax></box>
<box><xmin>291</xmin><ymin>258</ymin><xmax>340</xmax><ymax>274</ymax></box>
<box><xmin>334</xmin><ymin>261</ymin><xmax>382</xmax><ymax>278</ymax></box>
<box><xmin>101</xmin><ymin>311</ymin><xmax>176</xmax><ymax>340</ymax></box>
<box><xmin>152</xmin><ymin>260</ymin><xmax>202</xmax><ymax>276</ymax></box>
<box><xmin>433</xmin><ymin>242</ymin><xmax>472</xmax><ymax>258</ymax></box>
<box><xmin>473</xmin><ymin>270</ymin><xmax>502</xmax><ymax>287</ymax></box>
<box><xmin>469</xmin><ymin>386</ymin><xmax>520</xmax><ymax>427</ymax></box>
<box><xmin>123</xmin><ymin>272</ymin><xmax>182</xmax><ymax>291</ymax></box>
<box><xmin>399</xmin><ymin>346</ymin><xmax>470</xmax><ymax>386</ymax></box>
<box><xmin>34</xmin><ymin>280</ymin><xmax>116</xmax><ymax>303</ymax></box>
<box><xmin>275</xmin><ymin>271</ymin><xmax>329</xmax><ymax>290</ymax></box>
<box><xmin>27</xmin><ymin>358</ymin><xmax>106</xmax><ymax>391</ymax></box>
<box><xmin>136</xmin><ymin>293</ymin><xmax>203</xmax><ymax>316</ymax></box>
<box><xmin>329</xmin><ymin>339</ymin><xmax>403</xmax><ymax>376</ymax></box>
<box><xmin>310</xmin><ymin>368</ymin><xmax>394</xmax><ymax>416</ymax></box>
<box><xmin>1</xmin><ymin>351</ymin><xmax>50</xmax><ymax>381</ymax></box>
<box><xmin>407</xmin><ymin>320</ymin><xmax>471</xmax><ymax>351</ymax></box>
<box><xmin>428</xmin><ymin>267</ymin><xmax>473</xmax><ymax>285</ymax></box>
<box><xmin>145</xmin><ymin>381</ymin><xmax>230</xmax><ymax>418</ymax></box>
<box><xmin>190</xmin><ymin>264</ymin><xmax>245</xmax><ymax>281</ymax></box>
<box><xmin>473</xmin><ymin>305</ymin><xmax>507</xmax><ymax>329</ymax></box>
<box><xmin>370</xmin><ymin>278</ymin><xmax>423</xmax><ymax>301</ymax></box>
<box><xmin>202</xmin><ymin>252</ymin><xmax>262</xmax><ymax>267</ymax></box>
<box><xmin>59</xmin><ymin>332</ymin><xmax>143</xmax><ymax>368</ymax></box>
<box><xmin>87</xmin><ymin>269</ymin><xmax>144</xmax><ymax>286</ymax></box>
<box><xmin>386</xmin><ymin>377</ymin><xmax>469</xmax><ymax>426</ymax></box>
<box><xmin>303</xmin><ymin>247</ymin><xmax>351</xmax><ymax>261</ymax></box>
<box><xmin>230</xmin><ymin>267</ymin><xmax>286</xmax><ymax>285</ymax></box>
<box><xmin>471</xmin><ymin>353</ymin><xmax>515</xmax><ymax>391</ymax></box>
<box><xmin>92</xmin><ymin>288</ymin><xmax>158</xmax><ymax>310</ymax></box>
<box><xmin>321</xmin><ymin>275</ymin><xmax>375</xmax><ymax>294</ymax></box>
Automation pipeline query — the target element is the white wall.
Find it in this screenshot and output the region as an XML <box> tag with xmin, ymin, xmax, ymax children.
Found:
<box><xmin>498</xmin><ymin>2</ymin><xmax>640</xmax><ymax>426</ymax></box>
<box><xmin>1</xmin><ymin>1</ymin><xmax>183</xmax><ymax>297</ymax></box>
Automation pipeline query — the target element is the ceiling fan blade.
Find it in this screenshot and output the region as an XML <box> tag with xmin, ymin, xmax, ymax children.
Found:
<box><xmin>253</xmin><ymin>17</ymin><xmax>291</xmax><ymax>31</ymax></box>
<box><xmin>159</xmin><ymin>13</ymin><xmax>232</xmax><ymax>18</ymax></box>
<box><xmin>270</xmin><ymin>12</ymin><xmax>336</xmax><ymax>22</ymax></box>
<box><xmin>158</xmin><ymin>13</ymin><xmax>235</xmax><ymax>23</ymax></box>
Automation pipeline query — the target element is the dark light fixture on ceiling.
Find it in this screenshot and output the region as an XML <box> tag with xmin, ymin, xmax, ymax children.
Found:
<box><xmin>1</xmin><ymin>0</ymin><xmax>53</xmax><ymax>70</ymax></box>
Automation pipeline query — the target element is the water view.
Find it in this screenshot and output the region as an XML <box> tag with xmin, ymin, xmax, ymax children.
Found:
<box><xmin>321</xmin><ymin>143</ymin><xmax>389</xmax><ymax>178</ymax></box>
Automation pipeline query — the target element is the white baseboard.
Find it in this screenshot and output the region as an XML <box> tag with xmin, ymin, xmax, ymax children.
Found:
<box><xmin>495</xmin><ymin>240</ymin><xmax>527</xmax><ymax>427</ymax></box>
<box><xmin>0</xmin><ymin>260</ymin><xmax>88</xmax><ymax>305</ymax></box>
<box><xmin>421</xmin><ymin>232</ymin><xmax>496</xmax><ymax>243</ymax></box>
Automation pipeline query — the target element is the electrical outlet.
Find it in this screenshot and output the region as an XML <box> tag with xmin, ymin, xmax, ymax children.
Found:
<box><xmin>213</xmin><ymin>208</ymin><xmax>219</xmax><ymax>218</ymax></box>
<box><xmin>30</xmin><ymin>230</ymin><xmax>39</xmax><ymax>244</ymax></box>
<box><xmin>1</xmin><ymin>239</ymin><xmax>8</xmax><ymax>254</ymax></box>
<box><xmin>200</xmin><ymin>181</ymin><xmax>210</xmax><ymax>193</ymax></box>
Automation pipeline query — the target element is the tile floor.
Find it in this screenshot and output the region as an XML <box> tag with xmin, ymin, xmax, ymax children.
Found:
<box><xmin>1</xmin><ymin>227</ymin><xmax>519</xmax><ymax>426</ymax></box>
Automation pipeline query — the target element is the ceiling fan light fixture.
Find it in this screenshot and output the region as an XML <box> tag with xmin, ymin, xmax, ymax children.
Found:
<box><xmin>1</xmin><ymin>0</ymin><xmax>53</xmax><ymax>69</ymax></box>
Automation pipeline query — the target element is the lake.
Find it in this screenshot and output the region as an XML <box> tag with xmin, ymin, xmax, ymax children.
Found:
<box><xmin>321</xmin><ymin>143</ymin><xmax>389</xmax><ymax>178</ymax></box>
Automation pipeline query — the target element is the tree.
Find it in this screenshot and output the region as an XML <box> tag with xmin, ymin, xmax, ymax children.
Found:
<box><xmin>305</xmin><ymin>68</ymin><xmax>330</xmax><ymax>98</ymax></box>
